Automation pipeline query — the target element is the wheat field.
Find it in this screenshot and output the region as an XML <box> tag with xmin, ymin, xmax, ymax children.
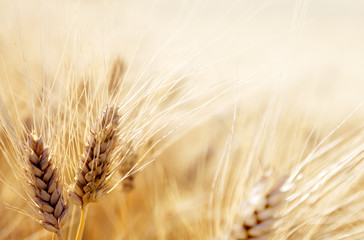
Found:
<box><xmin>0</xmin><ymin>0</ymin><xmax>364</xmax><ymax>239</ymax></box>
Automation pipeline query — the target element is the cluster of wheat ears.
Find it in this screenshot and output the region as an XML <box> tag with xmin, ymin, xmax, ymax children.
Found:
<box><xmin>1</xmin><ymin>0</ymin><xmax>364</xmax><ymax>240</ymax></box>
<box><xmin>1</xmin><ymin>60</ymin><xmax>364</xmax><ymax>240</ymax></box>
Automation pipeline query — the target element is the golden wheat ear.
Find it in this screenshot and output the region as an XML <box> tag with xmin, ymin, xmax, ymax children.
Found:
<box><xmin>24</xmin><ymin>133</ymin><xmax>68</xmax><ymax>237</ymax></box>
<box><xmin>69</xmin><ymin>105</ymin><xmax>121</xmax><ymax>208</ymax></box>
<box><xmin>228</xmin><ymin>174</ymin><xmax>290</xmax><ymax>240</ymax></box>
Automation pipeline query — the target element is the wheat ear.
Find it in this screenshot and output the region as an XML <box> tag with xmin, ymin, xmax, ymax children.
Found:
<box><xmin>69</xmin><ymin>105</ymin><xmax>120</xmax><ymax>207</ymax></box>
<box><xmin>229</xmin><ymin>175</ymin><xmax>289</xmax><ymax>240</ymax></box>
<box><xmin>69</xmin><ymin>105</ymin><xmax>120</xmax><ymax>239</ymax></box>
<box><xmin>24</xmin><ymin>133</ymin><xmax>68</xmax><ymax>238</ymax></box>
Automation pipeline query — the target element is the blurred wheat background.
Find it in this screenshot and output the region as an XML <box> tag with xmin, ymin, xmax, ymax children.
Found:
<box><xmin>1</xmin><ymin>0</ymin><xmax>364</xmax><ymax>239</ymax></box>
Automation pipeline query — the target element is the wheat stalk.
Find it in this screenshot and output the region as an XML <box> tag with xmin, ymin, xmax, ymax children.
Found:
<box><xmin>228</xmin><ymin>174</ymin><xmax>289</xmax><ymax>240</ymax></box>
<box><xmin>24</xmin><ymin>132</ymin><xmax>68</xmax><ymax>239</ymax></box>
<box><xmin>108</xmin><ymin>58</ymin><xmax>125</xmax><ymax>98</ymax></box>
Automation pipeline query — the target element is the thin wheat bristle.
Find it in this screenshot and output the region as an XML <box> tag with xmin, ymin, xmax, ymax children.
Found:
<box><xmin>24</xmin><ymin>133</ymin><xmax>68</xmax><ymax>236</ymax></box>
<box><xmin>69</xmin><ymin>105</ymin><xmax>121</xmax><ymax>208</ymax></box>
<box><xmin>229</xmin><ymin>175</ymin><xmax>289</xmax><ymax>240</ymax></box>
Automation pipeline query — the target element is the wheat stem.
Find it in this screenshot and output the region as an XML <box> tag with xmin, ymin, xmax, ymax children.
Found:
<box><xmin>57</xmin><ymin>233</ymin><xmax>64</xmax><ymax>240</ymax></box>
<box><xmin>76</xmin><ymin>206</ymin><xmax>88</xmax><ymax>240</ymax></box>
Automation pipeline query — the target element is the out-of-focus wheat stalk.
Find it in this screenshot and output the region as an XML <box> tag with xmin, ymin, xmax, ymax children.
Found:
<box><xmin>118</xmin><ymin>143</ymin><xmax>139</xmax><ymax>193</ymax></box>
<box><xmin>227</xmin><ymin>174</ymin><xmax>289</xmax><ymax>240</ymax></box>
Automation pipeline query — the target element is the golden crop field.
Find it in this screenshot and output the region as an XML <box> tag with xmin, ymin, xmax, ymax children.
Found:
<box><xmin>0</xmin><ymin>0</ymin><xmax>364</xmax><ymax>239</ymax></box>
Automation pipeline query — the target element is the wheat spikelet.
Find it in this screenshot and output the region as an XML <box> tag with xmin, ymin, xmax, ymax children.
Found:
<box><xmin>228</xmin><ymin>175</ymin><xmax>289</xmax><ymax>240</ymax></box>
<box><xmin>69</xmin><ymin>105</ymin><xmax>121</xmax><ymax>208</ymax></box>
<box><xmin>24</xmin><ymin>133</ymin><xmax>68</xmax><ymax>236</ymax></box>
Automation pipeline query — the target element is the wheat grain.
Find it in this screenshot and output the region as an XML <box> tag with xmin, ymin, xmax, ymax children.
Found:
<box><xmin>24</xmin><ymin>133</ymin><xmax>68</xmax><ymax>237</ymax></box>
